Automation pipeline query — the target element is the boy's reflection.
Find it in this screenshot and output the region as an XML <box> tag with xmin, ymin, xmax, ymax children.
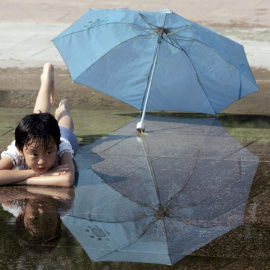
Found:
<box><xmin>1</xmin><ymin>186</ymin><xmax>74</xmax><ymax>249</ymax></box>
<box><xmin>16</xmin><ymin>196</ymin><xmax>62</xmax><ymax>246</ymax></box>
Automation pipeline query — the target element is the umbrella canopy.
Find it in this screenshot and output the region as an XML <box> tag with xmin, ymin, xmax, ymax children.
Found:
<box><xmin>64</xmin><ymin>116</ymin><xmax>259</xmax><ymax>265</ymax></box>
<box><xmin>53</xmin><ymin>8</ymin><xmax>259</xmax><ymax>123</ymax></box>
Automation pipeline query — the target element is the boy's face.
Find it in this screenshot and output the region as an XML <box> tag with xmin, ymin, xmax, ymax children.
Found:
<box><xmin>23</xmin><ymin>198</ymin><xmax>60</xmax><ymax>241</ymax></box>
<box><xmin>18</xmin><ymin>137</ymin><xmax>58</xmax><ymax>174</ymax></box>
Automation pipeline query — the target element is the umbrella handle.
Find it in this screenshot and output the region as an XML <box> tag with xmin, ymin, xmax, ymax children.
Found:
<box><xmin>136</xmin><ymin>120</ymin><xmax>146</xmax><ymax>132</ymax></box>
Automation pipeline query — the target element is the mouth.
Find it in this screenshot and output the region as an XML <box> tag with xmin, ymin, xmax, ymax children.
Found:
<box><xmin>37</xmin><ymin>167</ymin><xmax>47</xmax><ymax>173</ymax></box>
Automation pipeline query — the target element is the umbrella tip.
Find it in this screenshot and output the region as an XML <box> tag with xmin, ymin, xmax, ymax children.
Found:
<box><xmin>136</xmin><ymin>121</ymin><xmax>145</xmax><ymax>133</ymax></box>
<box><xmin>136</xmin><ymin>129</ymin><xmax>149</xmax><ymax>143</ymax></box>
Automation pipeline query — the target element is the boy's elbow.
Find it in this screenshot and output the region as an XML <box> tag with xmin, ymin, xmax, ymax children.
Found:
<box><xmin>65</xmin><ymin>181</ymin><xmax>74</xmax><ymax>187</ymax></box>
<box><xmin>63</xmin><ymin>173</ymin><xmax>74</xmax><ymax>187</ymax></box>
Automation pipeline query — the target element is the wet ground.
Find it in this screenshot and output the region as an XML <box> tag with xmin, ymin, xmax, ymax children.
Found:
<box><xmin>0</xmin><ymin>113</ymin><xmax>270</xmax><ymax>269</ymax></box>
<box><xmin>1</xmin><ymin>78</ymin><xmax>270</xmax><ymax>269</ymax></box>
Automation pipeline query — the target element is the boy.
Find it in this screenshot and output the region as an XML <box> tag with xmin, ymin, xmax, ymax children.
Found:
<box><xmin>0</xmin><ymin>63</ymin><xmax>78</xmax><ymax>187</ymax></box>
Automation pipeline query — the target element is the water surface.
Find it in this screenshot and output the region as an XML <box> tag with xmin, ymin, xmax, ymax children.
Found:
<box><xmin>1</xmin><ymin>114</ymin><xmax>269</xmax><ymax>269</ymax></box>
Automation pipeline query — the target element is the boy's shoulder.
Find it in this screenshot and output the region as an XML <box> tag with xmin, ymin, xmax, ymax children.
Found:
<box><xmin>1</xmin><ymin>140</ymin><xmax>23</xmax><ymax>167</ymax></box>
<box><xmin>58</xmin><ymin>137</ymin><xmax>74</xmax><ymax>159</ymax></box>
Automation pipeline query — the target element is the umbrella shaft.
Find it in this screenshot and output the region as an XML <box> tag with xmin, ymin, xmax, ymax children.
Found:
<box><xmin>141</xmin><ymin>40</ymin><xmax>161</xmax><ymax>123</ymax></box>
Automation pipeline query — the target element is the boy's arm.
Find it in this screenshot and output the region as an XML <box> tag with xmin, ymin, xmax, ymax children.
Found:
<box><xmin>19</xmin><ymin>152</ymin><xmax>75</xmax><ymax>187</ymax></box>
<box><xmin>26</xmin><ymin>185</ymin><xmax>74</xmax><ymax>199</ymax></box>
<box><xmin>0</xmin><ymin>157</ymin><xmax>37</xmax><ymax>185</ymax></box>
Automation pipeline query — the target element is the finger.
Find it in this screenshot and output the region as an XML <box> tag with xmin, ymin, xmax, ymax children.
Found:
<box><xmin>58</xmin><ymin>167</ymin><xmax>69</xmax><ymax>172</ymax></box>
<box><xmin>59</xmin><ymin>164</ymin><xmax>69</xmax><ymax>169</ymax></box>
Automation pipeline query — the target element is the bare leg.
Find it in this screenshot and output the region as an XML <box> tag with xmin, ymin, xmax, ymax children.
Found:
<box><xmin>33</xmin><ymin>63</ymin><xmax>55</xmax><ymax>114</ymax></box>
<box><xmin>55</xmin><ymin>99</ymin><xmax>74</xmax><ymax>132</ymax></box>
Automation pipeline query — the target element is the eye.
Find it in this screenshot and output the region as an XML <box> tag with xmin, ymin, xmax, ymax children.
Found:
<box><xmin>47</xmin><ymin>151</ymin><xmax>52</xmax><ymax>155</ymax></box>
<box><xmin>29</xmin><ymin>216</ymin><xmax>38</xmax><ymax>223</ymax></box>
<box><xmin>31</xmin><ymin>153</ymin><xmax>38</xmax><ymax>157</ymax></box>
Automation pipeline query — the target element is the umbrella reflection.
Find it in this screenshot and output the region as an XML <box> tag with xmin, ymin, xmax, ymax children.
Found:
<box><xmin>65</xmin><ymin>116</ymin><xmax>259</xmax><ymax>265</ymax></box>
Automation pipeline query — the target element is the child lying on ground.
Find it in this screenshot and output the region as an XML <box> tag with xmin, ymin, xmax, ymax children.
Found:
<box><xmin>0</xmin><ymin>63</ymin><xmax>78</xmax><ymax>187</ymax></box>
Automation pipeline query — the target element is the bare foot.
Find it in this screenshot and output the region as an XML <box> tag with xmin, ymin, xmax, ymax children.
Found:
<box><xmin>41</xmin><ymin>63</ymin><xmax>55</xmax><ymax>106</ymax></box>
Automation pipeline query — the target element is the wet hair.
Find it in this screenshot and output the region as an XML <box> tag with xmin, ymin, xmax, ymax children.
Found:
<box><xmin>15</xmin><ymin>113</ymin><xmax>61</xmax><ymax>151</ymax></box>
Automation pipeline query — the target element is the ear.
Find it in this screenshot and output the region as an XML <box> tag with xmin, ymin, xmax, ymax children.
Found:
<box><xmin>16</xmin><ymin>145</ymin><xmax>24</xmax><ymax>157</ymax></box>
<box><xmin>16</xmin><ymin>210</ymin><xmax>25</xmax><ymax>222</ymax></box>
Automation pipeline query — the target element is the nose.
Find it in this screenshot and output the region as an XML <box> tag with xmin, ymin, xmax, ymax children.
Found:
<box><xmin>38</xmin><ymin>207</ymin><xmax>45</xmax><ymax>214</ymax></box>
<box><xmin>37</xmin><ymin>156</ymin><xmax>47</xmax><ymax>165</ymax></box>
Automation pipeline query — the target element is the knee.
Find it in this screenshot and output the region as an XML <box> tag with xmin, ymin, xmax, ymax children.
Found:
<box><xmin>55</xmin><ymin>106</ymin><xmax>68</xmax><ymax>120</ymax></box>
<box><xmin>55</xmin><ymin>99</ymin><xmax>70</xmax><ymax>121</ymax></box>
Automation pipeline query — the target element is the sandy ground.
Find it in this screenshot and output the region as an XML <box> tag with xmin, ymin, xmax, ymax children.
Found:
<box><xmin>0</xmin><ymin>0</ymin><xmax>270</xmax><ymax>69</ymax></box>
<box><xmin>1</xmin><ymin>0</ymin><xmax>270</xmax><ymax>27</ymax></box>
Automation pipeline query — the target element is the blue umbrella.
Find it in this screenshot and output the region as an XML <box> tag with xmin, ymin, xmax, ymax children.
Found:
<box><xmin>53</xmin><ymin>8</ymin><xmax>259</xmax><ymax>131</ymax></box>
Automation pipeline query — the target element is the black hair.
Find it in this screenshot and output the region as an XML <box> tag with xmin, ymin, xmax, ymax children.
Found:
<box><xmin>15</xmin><ymin>113</ymin><xmax>61</xmax><ymax>151</ymax></box>
<box><xmin>16</xmin><ymin>208</ymin><xmax>62</xmax><ymax>248</ymax></box>
<box><xmin>15</xmin><ymin>197</ymin><xmax>62</xmax><ymax>250</ymax></box>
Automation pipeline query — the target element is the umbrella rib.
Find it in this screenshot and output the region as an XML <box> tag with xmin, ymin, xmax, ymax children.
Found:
<box><xmin>164</xmin><ymin>153</ymin><xmax>202</xmax><ymax>210</ymax></box>
<box><xmin>171</xmin><ymin>34</ymin><xmax>238</xmax><ymax>68</ymax></box>
<box><xmin>139</xmin><ymin>13</ymin><xmax>159</xmax><ymax>31</ymax></box>
<box><xmin>165</xmin><ymin>25</ymin><xmax>192</xmax><ymax>36</ymax></box>
<box><xmin>219</xmin><ymin>140</ymin><xmax>256</xmax><ymax>160</ymax></box>
<box><xmin>93</xmin><ymin>137</ymin><xmax>158</xmax><ymax>212</ymax></box>
<box><xmin>67</xmin><ymin>213</ymin><xmax>153</xmax><ymax>224</ymax></box>
<box><xmin>160</xmin><ymin>34</ymin><xmax>259</xmax><ymax>112</ymax></box>
<box><xmin>165</xmin><ymin>36</ymin><xmax>220</xmax><ymax>113</ymax></box>
<box><xmin>163</xmin><ymin>138</ymin><xmax>250</xmax><ymax>225</ymax></box>
<box><xmin>53</xmin><ymin>22</ymin><xmax>154</xmax><ymax>41</ymax></box>
<box><xmin>168</xmin><ymin>214</ymin><xmax>235</xmax><ymax>228</ymax></box>
<box><xmin>73</xmin><ymin>32</ymin><xmax>157</xmax><ymax>84</ymax></box>
<box><xmin>168</xmin><ymin>34</ymin><xmax>259</xmax><ymax>90</ymax></box>
<box><xmin>163</xmin><ymin>36</ymin><xmax>217</xmax><ymax>113</ymax></box>
<box><xmin>93</xmin><ymin>216</ymin><xmax>158</xmax><ymax>261</ymax></box>
<box><xmin>162</xmin><ymin>118</ymin><xmax>218</xmax><ymax>209</ymax></box>
<box><xmin>168</xmin><ymin>157</ymin><xmax>250</xmax><ymax>216</ymax></box>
